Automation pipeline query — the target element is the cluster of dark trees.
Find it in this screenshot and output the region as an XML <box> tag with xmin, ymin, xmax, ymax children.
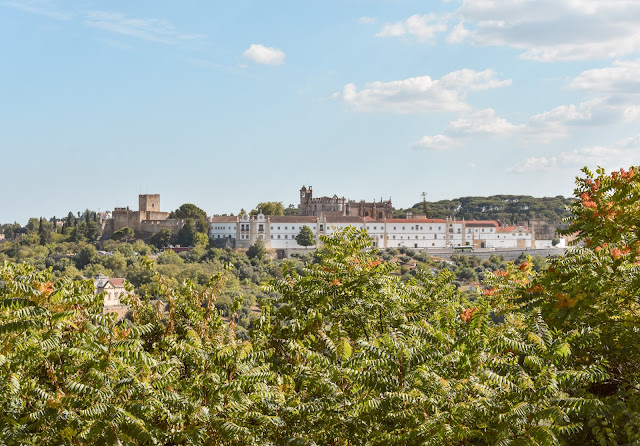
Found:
<box><xmin>396</xmin><ymin>194</ymin><xmax>574</xmax><ymax>224</ymax></box>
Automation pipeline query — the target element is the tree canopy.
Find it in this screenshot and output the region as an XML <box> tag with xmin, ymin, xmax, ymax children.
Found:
<box><xmin>169</xmin><ymin>203</ymin><xmax>208</xmax><ymax>221</ymax></box>
<box><xmin>250</xmin><ymin>202</ymin><xmax>284</xmax><ymax>216</ymax></box>
<box><xmin>397</xmin><ymin>194</ymin><xmax>574</xmax><ymax>224</ymax></box>
<box><xmin>295</xmin><ymin>225</ymin><xmax>315</xmax><ymax>246</ymax></box>
<box><xmin>0</xmin><ymin>166</ymin><xmax>638</xmax><ymax>444</ymax></box>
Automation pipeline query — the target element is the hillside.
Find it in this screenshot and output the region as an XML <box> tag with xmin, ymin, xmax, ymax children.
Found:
<box><xmin>395</xmin><ymin>195</ymin><xmax>574</xmax><ymax>224</ymax></box>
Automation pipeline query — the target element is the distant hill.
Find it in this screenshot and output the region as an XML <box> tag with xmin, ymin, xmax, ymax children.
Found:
<box><xmin>395</xmin><ymin>195</ymin><xmax>575</xmax><ymax>224</ymax></box>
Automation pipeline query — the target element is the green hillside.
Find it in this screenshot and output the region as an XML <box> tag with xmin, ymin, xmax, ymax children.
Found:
<box><xmin>396</xmin><ymin>195</ymin><xmax>575</xmax><ymax>223</ymax></box>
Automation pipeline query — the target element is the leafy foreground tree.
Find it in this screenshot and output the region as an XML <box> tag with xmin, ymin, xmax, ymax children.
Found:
<box><xmin>486</xmin><ymin>166</ymin><xmax>640</xmax><ymax>444</ymax></box>
<box><xmin>259</xmin><ymin>228</ymin><xmax>602</xmax><ymax>445</ymax></box>
<box><xmin>0</xmin><ymin>263</ymin><xmax>283</xmax><ymax>445</ymax></box>
<box><xmin>3</xmin><ymin>166</ymin><xmax>637</xmax><ymax>445</ymax></box>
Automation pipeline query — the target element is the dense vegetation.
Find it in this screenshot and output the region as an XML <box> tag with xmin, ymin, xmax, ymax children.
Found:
<box><xmin>0</xmin><ymin>166</ymin><xmax>638</xmax><ymax>444</ymax></box>
<box><xmin>396</xmin><ymin>195</ymin><xmax>574</xmax><ymax>224</ymax></box>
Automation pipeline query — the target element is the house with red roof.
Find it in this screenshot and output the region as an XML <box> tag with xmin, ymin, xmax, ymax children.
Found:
<box><xmin>94</xmin><ymin>274</ymin><xmax>131</xmax><ymax>315</ymax></box>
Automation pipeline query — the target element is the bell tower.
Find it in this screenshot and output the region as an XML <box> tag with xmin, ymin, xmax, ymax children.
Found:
<box><xmin>299</xmin><ymin>186</ymin><xmax>312</xmax><ymax>215</ymax></box>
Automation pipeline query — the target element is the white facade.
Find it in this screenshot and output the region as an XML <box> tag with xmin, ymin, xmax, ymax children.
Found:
<box><xmin>94</xmin><ymin>274</ymin><xmax>130</xmax><ymax>307</ymax></box>
<box><xmin>210</xmin><ymin>214</ymin><xmax>533</xmax><ymax>250</ymax></box>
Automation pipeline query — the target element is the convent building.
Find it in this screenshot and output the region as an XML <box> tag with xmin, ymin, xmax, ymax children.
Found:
<box><xmin>209</xmin><ymin>213</ymin><xmax>533</xmax><ymax>250</ymax></box>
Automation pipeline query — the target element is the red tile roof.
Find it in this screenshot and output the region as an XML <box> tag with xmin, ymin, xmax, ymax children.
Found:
<box><xmin>384</xmin><ymin>218</ymin><xmax>447</xmax><ymax>223</ymax></box>
<box><xmin>210</xmin><ymin>216</ymin><xmax>238</xmax><ymax>222</ymax></box>
<box><xmin>268</xmin><ymin>216</ymin><xmax>318</xmax><ymax>223</ymax></box>
<box><xmin>464</xmin><ymin>221</ymin><xmax>499</xmax><ymax>227</ymax></box>
<box><xmin>325</xmin><ymin>216</ymin><xmax>367</xmax><ymax>223</ymax></box>
<box><xmin>109</xmin><ymin>278</ymin><xmax>126</xmax><ymax>287</ymax></box>
<box><xmin>497</xmin><ymin>226</ymin><xmax>530</xmax><ymax>233</ymax></box>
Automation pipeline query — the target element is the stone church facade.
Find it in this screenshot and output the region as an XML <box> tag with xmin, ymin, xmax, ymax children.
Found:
<box><xmin>298</xmin><ymin>186</ymin><xmax>393</xmax><ymax>220</ymax></box>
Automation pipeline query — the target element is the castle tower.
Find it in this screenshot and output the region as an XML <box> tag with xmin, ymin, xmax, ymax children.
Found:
<box><xmin>139</xmin><ymin>194</ymin><xmax>160</xmax><ymax>213</ymax></box>
<box><xmin>299</xmin><ymin>186</ymin><xmax>313</xmax><ymax>215</ymax></box>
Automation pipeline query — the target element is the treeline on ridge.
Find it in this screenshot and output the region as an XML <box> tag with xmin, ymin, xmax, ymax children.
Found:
<box><xmin>396</xmin><ymin>194</ymin><xmax>574</xmax><ymax>223</ymax></box>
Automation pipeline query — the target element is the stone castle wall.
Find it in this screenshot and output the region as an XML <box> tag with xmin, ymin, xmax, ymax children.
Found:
<box><xmin>103</xmin><ymin>195</ymin><xmax>184</xmax><ymax>236</ymax></box>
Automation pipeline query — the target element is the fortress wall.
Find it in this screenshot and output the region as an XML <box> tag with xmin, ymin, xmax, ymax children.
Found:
<box><xmin>144</xmin><ymin>211</ymin><xmax>170</xmax><ymax>221</ymax></box>
<box><xmin>139</xmin><ymin>219</ymin><xmax>185</xmax><ymax>234</ymax></box>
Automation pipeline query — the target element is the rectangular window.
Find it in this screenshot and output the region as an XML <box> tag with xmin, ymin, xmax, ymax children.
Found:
<box><xmin>285</xmin><ymin>235</ymin><xmax>288</xmax><ymax>239</ymax></box>
<box><xmin>278</xmin><ymin>235</ymin><xmax>281</xmax><ymax>239</ymax></box>
<box><xmin>320</xmin><ymin>224</ymin><xmax>324</xmax><ymax>231</ymax></box>
<box><xmin>270</xmin><ymin>235</ymin><xmax>273</xmax><ymax>239</ymax></box>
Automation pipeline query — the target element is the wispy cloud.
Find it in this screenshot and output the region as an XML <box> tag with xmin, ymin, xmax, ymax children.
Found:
<box><xmin>376</xmin><ymin>14</ymin><xmax>447</xmax><ymax>42</ymax></box>
<box><xmin>415</xmin><ymin>94</ymin><xmax>640</xmax><ymax>152</ymax></box>
<box><xmin>507</xmin><ymin>134</ymin><xmax>639</xmax><ymax>173</ymax></box>
<box><xmin>455</xmin><ymin>0</ymin><xmax>640</xmax><ymax>61</ymax></box>
<box><xmin>335</xmin><ymin>69</ymin><xmax>511</xmax><ymax>113</ymax></box>
<box><xmin>570</xmin><ymin>59</ymin><xmax>640</xmax><ymax>94</ymax></box>
<box><xmin>84</xmin><ymin>11</ymin><xmax>203</xmax><ymax>44</ymax></box>
<box><xmin>243</xmin><ymin>44</ymin><xmax>286</xmax><ymax>65</ymax></box>
<box><xmin>446</xmin><ymin>108</ymin><xmax>523</xmax><ymax>136</ymax></box>
<box><xmin>412</xmin><ymin>134</ymin><xmax>456</xmax><ymax>151</ymax></box>
<box><xmin>2</xmin><ymin>0</ymin><xmax>71</xmax><ymax>20</ymax></box>
<box><xmin>383</xmin><ymin>1</ymin><xmax>640</xmax><ymax>61</ymax></box>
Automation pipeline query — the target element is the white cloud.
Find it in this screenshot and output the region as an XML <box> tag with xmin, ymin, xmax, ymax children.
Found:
<box><xmin>84</xmin><ymin>11</ymin><xmax>201</xmax><ymax>44</ymax></box>
<box><xmin>358</xmin><ymin>16</ymin><xmax>376</xmax><ymax>25</ymax></box>
<box><xmin>526</xmin><ymin>98</ymin><xmax>640</xmax><ymax>142</ymax></box>
<box><xmin>413</xmin><ymin>108</ymin><xmax>521</xmax><ymax>151</ymax></box>
<box><xmin>337</xmin><ymin>69</ymin><xmax>510</xmax><ymax>113</ymax></box>
<box><xmin>508</xmin><ymin>138</ymin><xmax>636</xmax><ymax>173</ymax></box>
<box><xmin>454</xmin><ymin>0</ymin><xmax>640</xmax><ymax>61</ymax></box>
<box><xmin>446</xmin><ymin>108</ymin><xmax>523</xmax><ymax>136</ymax></box>
<box><xmin>570</xmin><ymin>59</ymin><xmax>640</xmax><ymax>93</ymax></box>
<box><xmin>507</xmin><ymin>147</ymin><xmax>618</xmax><ymax>173</ymax></box>
<box><xmin>412</xmin><ymin>135</ymin><xmax>455</xmax><ymax>151</ymax></box>
<box><xmin>446</xmin><ymin>21</ymin><xmax>470</xmax><ymax>43</ymax></box>
<box><xmin>619</xmin><ymin>133</ymin><xmax>640</xmax><ymax>148</ymax></box>
<box><xmin>243</xmin><ymin>44</ymin><xmax>286</xmax><ymax>65</ymax></box>
<box><xmin>415</xmin><ymin>96</ymin><xmax>640</xmax><ymax>152</ymax></box>
<box><xmin>377</xmin><ymin>14</ymin><xmax>447</xmax><ymax>42</ymax></box>
<box><xmin>507</xmin><ymin>156</ymin><xmax>558</xmax><ymax>173</ymax></box>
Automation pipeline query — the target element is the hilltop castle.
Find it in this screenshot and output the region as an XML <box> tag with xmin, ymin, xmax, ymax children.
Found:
<box><xmin>298</xmin><ymin>185</ymin><xmax>393</xmax><ymax>220</ymax></box>
<box><xmin>101</xmin><ymin>194</ymin><xmax>185</xmax><ymax>235</ymax></box>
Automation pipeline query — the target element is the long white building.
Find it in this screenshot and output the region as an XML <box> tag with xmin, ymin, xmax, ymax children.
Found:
<box><xmin>210</xmin><ymin>213</ymin><xmax>533</xmax><ymax>250</ymax></box>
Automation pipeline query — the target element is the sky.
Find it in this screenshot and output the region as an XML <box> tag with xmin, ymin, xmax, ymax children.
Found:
<box><xmin>1</xmin><ymin>0</ymin><xmax>639</xmax><ymax>224</ymax></box>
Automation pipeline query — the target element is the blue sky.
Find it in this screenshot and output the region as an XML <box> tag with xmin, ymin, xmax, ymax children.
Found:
<box><xmin>2</xmin><ymin>0</ymin><xmax>639</xmax><ymax>224</ymax></box>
